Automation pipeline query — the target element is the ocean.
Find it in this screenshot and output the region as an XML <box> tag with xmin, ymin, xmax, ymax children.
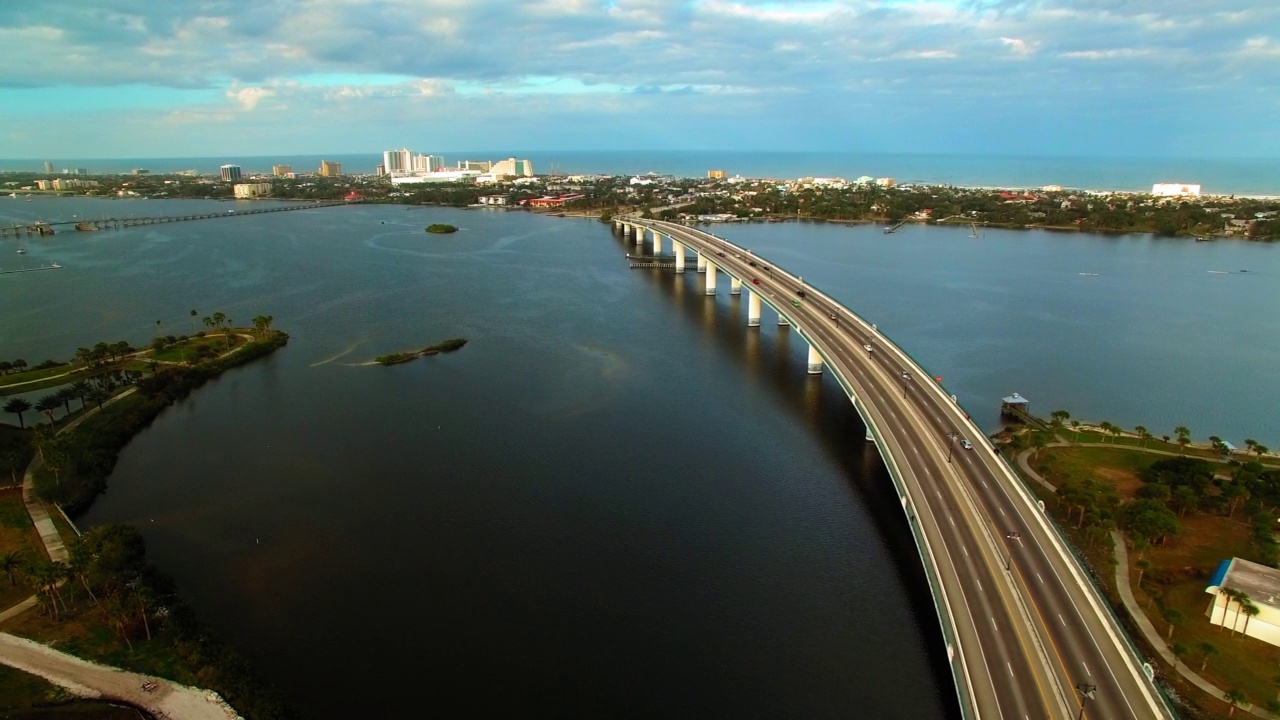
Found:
<box><xmin>4</xmin><ymin>151</ymin><xmax>1279</xmax><ymax>195</ymax></box>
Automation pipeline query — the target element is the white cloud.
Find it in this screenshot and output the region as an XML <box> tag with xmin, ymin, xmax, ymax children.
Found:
<box><xmin>227</xmin><ymin>85</ymin><xmax>272</xmax><ymax>110</ymax></box>
<box><xmin>1060</xmin><ymin>48</ymin><xmax>1154</xmax><ymax>60</ymax></box>
<box><xmin>1000</xmin><ymin>37</ymin><xmax>1036</xmax><ymax>57</ymax></box>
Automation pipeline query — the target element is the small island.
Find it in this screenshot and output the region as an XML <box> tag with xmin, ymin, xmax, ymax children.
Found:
<box><xmin>426</xmin><ymin>224</ymin><xmax>458</xmax><ymax>234</ymax></box>
<box><xmin>375</xmin><ymin>337</ymin><xmax>467</xmax><ymax>366</ymax></box>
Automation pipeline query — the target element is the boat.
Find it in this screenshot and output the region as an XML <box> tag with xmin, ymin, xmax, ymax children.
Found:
<box><xmin>1077</xmin><ymin>272</ymin><xmax>1098</xmax><ymax>276</ymax></box>
<box><xmin>49</xmin><ymin>262</ymin><xmax>61</xmax><ymax>269</ymax></box>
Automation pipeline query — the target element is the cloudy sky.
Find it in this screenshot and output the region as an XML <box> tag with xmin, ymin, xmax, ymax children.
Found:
<box><xmin>1</xmin><ymin>0</ymin><xmax>1276</xmax><ymax>159</ymax></box>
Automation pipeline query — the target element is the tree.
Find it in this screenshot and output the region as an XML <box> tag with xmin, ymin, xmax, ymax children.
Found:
<box><xmin>154</xmin><ymin>319</ymin><xmax>162</xmax><ymax>337</ymax></box>
<box><xmin>1265</xmin><ymin>698</ymin><xmax>1280</xmax><ymax>719</ymax></box>
<box><xmin>1031</xmin><ymin>432</ymin><xmax>1047</xmax><ymax>459</ymax></box>
<box><xmin>1170</xmin><ymin>642</ymin><xmax>1188</xmax><ymax>669</ymax></box>
<box><xmin>1050</xmin><ymin>409</ymin><xmax>1069</xmax><ymax>431</ymax></box>
<box><xmin>1099</xmin><ymin>421</ymin><xmax>1114</xmax><ymax>442</ymax></box>
<box><xmin>1199</xmin><ymin>641</ymin><xmax>1218</xmax><ymax>672</ymax></box>
<box><xmin>34</xmin><ymin>394</ymin><xmax>60</xmax><ymax>425</ymax></box>
<box><xmin>1070</xmin><ymin>420</ymin><xmax>1081</xmax><ymax>442</ymax></box>
<box><xmin>1241</xmin><ymin>600</ymin><xmax>1261</xmax><ymax>637</ymax></box>
<box><xmin>251</xmin><ymin>314</ymin><xmax>274</xmax><ymax>339</ymax></box>
<box><xmin>4</xmin><ymin>397</ymin><xmax>31</xmax><ymax>428</ymax></box>
<box><xmin>1224</xmin><ymin>688</ymin><xmax>1246</xmax><ymax>717</ymax></box>
<box><xmin>0</xmin><ymin>550</ymin><xmax>23</xmax><ymax>586</ymax></box>
<box><xmin>1219</xmin><ymin>588</ymin><xmax>1243</xmax><ymax>632</ymax></box>
<box><xmin>1258</xmin><ymin>444</ymin><xmax>1272</xmax><ymax>459</ymax></box>
<box><xmin>1175</xmin><ymin>425</ymin><xmax>1191</xmax><ymax>454</ymax></box>
<box><xmin>1162</xmin><ymin>607</ymin><xmax>1185</xmax><ymax>641</ymax></box>
<box><xmin>1124</xmin><ymin>499</ymin><xmax>1181</xmax><ymax>546</ymax></box>
<box><xmin>54</xmin><ymin>386</ymin><xmax>75</xmax><ymax>415</ymax></box>
<box><xmin>211</xmin><ymin>311</ymin><xmax>226</xmax><ymax>330</ymax></box>
<box><xmin>68</xmin><ymin>380</ymin><xmax>91</xmax><ymax>409</ymax></box>
<box><xmin>190</xmin><ymin>309</ymin><xmax>199</xmax><ymax>333</ymax></box>
<box><xmin>1135</xmin><ymin>559</ymin><xmax>1151</xmax><ymax>587</ymax></box>
<box><xmin>1135</xmin><ymin>425</ymin><xmax>1149</xmax><ymax>448</ymax></box>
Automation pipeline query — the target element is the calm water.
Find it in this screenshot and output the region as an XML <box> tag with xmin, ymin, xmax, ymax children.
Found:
<box><xmin>1</xmin><ymin>197</ymin><xmax>1277</xmax><ymax>717</ymax></box>
<box><xmin>5</xmin><ymin>151</ymin><xmax>1280</xmax><ymax>194</ymax></box>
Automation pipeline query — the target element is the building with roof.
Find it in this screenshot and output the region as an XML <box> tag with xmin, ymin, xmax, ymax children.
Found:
<box><xmin>708</xmin><ymin>169</ymin><xmax>727</xmax><ymax>180</ymax></box>
<box><xmin>233</xmin><ymin>182</ymin><xmax>272</xmax><ymax>199</ymax></box>
<box><xmin>318</xmin><ymin>160</ymin><xmax>342</xmax><ymax>177</ymax></box>
<box><xmin>1152</xmin><ymin>183</ymin><xmax>1201</xmax><ymax>197</ymax></box>
<box><xmin>491</xmin><ymin>157</ymin><xmax>534</xmax><ymax>178</ymax></box>
<box><xmin>1205</xmin><ymin>557</ymin><xmax>1280</xmax><ymax>647</ymax></box>
<box><xmin>273</xmin><ymin>165</ymin><xmax>292</xmax><ymax>177</ymax></box>
<box><xmin>220</xmin><ymin>164</ymin><xmax>242</xmax><ymax>182</ymax></box>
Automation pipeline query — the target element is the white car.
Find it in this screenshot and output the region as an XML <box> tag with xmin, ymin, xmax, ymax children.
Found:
<box><xmin>863</xmin><ymin>344</ymin><xmax>873</xmax><ymax>352</ymax></box>
<box><xmin>960</xmin><ymin>439</ymin><xmax>973</xmax><ymax>450</ymax></box>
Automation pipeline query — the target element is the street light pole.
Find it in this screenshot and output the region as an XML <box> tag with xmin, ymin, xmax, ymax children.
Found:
<box><xmin>946</xmin><ymin>432</ymin><xmax>959</xmax><ymax>462</ymax></box>
<box><xmin>1075</xmin><ymin>682</ymin><xmax>1097</xmax><ymax>720</ymax></box>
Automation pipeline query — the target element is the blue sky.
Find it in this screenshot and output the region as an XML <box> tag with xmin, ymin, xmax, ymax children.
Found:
<box><xmin>1</xmin><ymin>0</ymin><xmax>1277</xmax><ymax>159</ymax></box>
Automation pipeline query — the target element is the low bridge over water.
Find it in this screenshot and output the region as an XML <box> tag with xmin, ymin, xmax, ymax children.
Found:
<box><xmin>0</xmin><ymin>199</ymin><xmax>356</xmax><ymax>237</ymax></box>
<box><xmin>613</xmin><ymin>217</ymin><xmax>1176</xmax><ymax>720</ymax></box>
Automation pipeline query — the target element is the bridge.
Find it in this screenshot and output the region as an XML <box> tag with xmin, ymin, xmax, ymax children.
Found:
<box><xmin>0</xmin><ymin>200</ymin><xmax>355</xmax><ymax>237</ymax></box>
<box><xmin>612</xmin><ymin>217</ymin><xmax>1177</xmax><ymax>720</ymax></box>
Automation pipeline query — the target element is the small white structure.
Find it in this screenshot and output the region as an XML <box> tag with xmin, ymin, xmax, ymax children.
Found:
<box><xmin>875</xmin><ymin>177</ymin><xmax>896</xmax><ymax>187</ymax></box>
<box><xmin>478</xmin><ymin>195</ymin><xmax>508</xmax><ymax>206</ymax></box>
<box><xmin>1152</xmin><ymin>183</ymin><xmax>1201</xmax><ymax>197</ymax></box>
<box><xmin>1205</xmin><ymin>557</ymin><xmax>1280</xmax><ymax>647</ymax></box>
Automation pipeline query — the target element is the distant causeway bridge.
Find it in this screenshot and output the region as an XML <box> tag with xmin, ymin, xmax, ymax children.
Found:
<box><xmin>0</xmin><ymin>199</ymin><xmax>357</xmax><ymax>237</ymax></box>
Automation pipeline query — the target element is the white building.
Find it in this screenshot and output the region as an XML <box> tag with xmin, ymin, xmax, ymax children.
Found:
<box><xmin>413</xmin><ymin>154</ymin><xmax>444</xmax><ymax>173</ymax></box>
<box><xmin>490</xmin><ymin>157</ymin><xmax>534</xmax><ymax>178</ymax></box>
<box><xmin>383</xmin><ymin>149</ymin><xmax>413</xmax><ymax>174</ymax></box>
<box><xmin>233</xmin><ymin>182</ymin><xmax>272</xmax><ymax>198</ymax></box>
<box><xmin>390</xmin><ymin>170</ymin><xmax>480</xmax><ymax>185</ymax></box>
<box><xmin>1152</xmin><ymin>183</ymin><xmax>1201</xmax><ymax>197</ymax></box>
<box><xmin>875</xmin><ymin>177</ymin><xmax>896</xmax><ymax>187</ymax></box>
<box><xmin>478</xmin><ymin>195</ymin><xmax>508</xmax><ymax>206</ymax></box>
<box><xmin>1205</xmin><ymin>557</ymin><xmax>1280</xmax><ymax>647</ymax></box>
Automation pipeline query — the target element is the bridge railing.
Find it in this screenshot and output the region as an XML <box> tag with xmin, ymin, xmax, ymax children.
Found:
<box><xmin>640</xmin><ymin>218</ymin><xmax>977</xmax><ymax>719</ymax></box>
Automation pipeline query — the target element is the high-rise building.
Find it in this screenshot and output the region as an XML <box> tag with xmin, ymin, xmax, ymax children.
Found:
<box><xmin>318</xmin><ymin>160</ymin><xmax>342</xmax><ymax>177</ymax></box>
<box><xmin>220</xmin><ymin>164</ymin><xmax>242</xmax><ymax>181</ymax></box>
<box><xmin>490</xmin><ymin>158</ymin><xmax>534</xmax><ymax>178</ymax></box>
<box><xmin>707</xmin><ymin>169</ymin><xmax>727</xmax><ymax>180</ymax></box>
<box><xmin>233</xmin><ymin>183</ymin><xmax>272</xmax><ymax>199</ymax></box>
<box><xmin>376</xmin><ymin>165</ymin><xmax>386</xmax><ymax>177</ymax></box>
<box><xmin>273</xmin><ymin>165</ymin><xmax>293</xmax><ymax>177</ymax></box>
<box><xmin>383</xmin><ymin>148</ymin><xmax>413</xmax><ymax>174</ymax></box>
<box><xmin>459</xmin><ymin>160</ymin><xmax>492</xmax><ymax>172</ymax></box>
<box><xmin>412</xmin><ymin>154</ymin><xmax>444</xmax><ymax>173</ymax></box>
<box><xmin>42</xmin><ymin>161</ymin><xmax>53</xmax><ymax>174</ymax></box>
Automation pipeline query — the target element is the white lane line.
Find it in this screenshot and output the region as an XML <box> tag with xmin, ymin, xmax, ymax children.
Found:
<box><xmin>1058</xmin><ymin>614</ymin><xmax>1067</xmax><ymax>627</ymax></box>
<box><xmin>1007</xmin><ymin>662</ymin><xmax>1014</xmax><ymax>678</ymax></box>
<box><xmin>948</xmin><ymin>514</ymin><xmax>956</xmax><ymax>528</ymax></box>
<box><xmin>1036</xmin><ymin>573</ymin><xmax>1044</xmax><ymax>584</ymax></box>
<box><xmin>990</xmin><ymin>617</ymin><xmax>999</xmax><ymax>632</ymax></box>
<box><xmin>998</xmin><ymin>507</ymin><xmax>1006</xmax><ymax>516</ymax></box>
<box><xmin>963</xmin><ymin>546</ymin><xmax>970</xmax><ymax>557</ymax></box>
<box><xmin>982</xmin><ymin>481</ymin><xmax>988</xmax><ymax>488</ymax></box>
<box><xmin>975</xmin><ymin>578</ymin><xmax>983</xmax><ymax>592</ymax></box>
<box><xmin>936</xmin><ymin>490</ymin><xmax>942</xmax><ymax>500</ymax></box>
<box><xmin>1083</xmin><ymin>661</ymin><xmax>1092</xmax><ymax>677</ymax></box>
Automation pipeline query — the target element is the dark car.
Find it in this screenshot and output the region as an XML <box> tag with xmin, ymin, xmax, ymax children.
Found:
<box><xmin>751</xmin><ymin>278</ymin><xmax>760</xmax><ymax>284</ymax></box>
<box><xmin>749</xmin><ymin>261</ymin><xmax>757</xmax><ymax>267</ymax></box>
<box><xmin>796</xmin><ymin>290</ymin><xmax>807</xmax><ymax>298</ymax></box>
<box><xmin>716</xmin><ymin>251</ymin><xmax>725</xmax><ymax>257</ymax></box>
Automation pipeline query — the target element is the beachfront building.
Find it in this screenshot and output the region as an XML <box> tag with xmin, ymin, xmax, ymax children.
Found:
<box><xmin>413</xmin><ymin>155</ymin><xmax>445</xmax><ymax>173</ymax></box>
<box><xmin>318</xmin><ymin>160</ymin><xmax>342</xmax><ymax>177</ymax></box>
<box><xmin>1152</xmin><ymin>183</ymin><xmax>1201</xmax><ymax>197</ymax></box>
<box><xmin>708</xmin><ymin>169</ymin><xmax>727</xmax><ymax>180</ymax></box>
<box><xmin>876</xmin><ymin>177</ymin><xmax>896</xmax><ymax>187</ymax></box>
<box><xmin>490</xmin><ymin>158</ymin><xmax>534</xmax><ymax>178</ymax></box>
<box><xmin>273</xmin><ymin>165</ymin><xmax>292</xmax><ymax>176</ymax></box>
<box><xmin>390</xmin><ymin>170</ymin><xmax>481</xmax><ymax>185</ymax></box>
<box><xmin>459</xmin><ymin>160</ymin><xmax>492</xmax><ymax>172</ymax></box>
<box><xmin>1205</xmin><ymin>557</ymin><xmax>1280</xmax><ymax>647</ymax></box>
<box><xmin>233</xmin><ymin>182</ymin><xmax>272</xmax><ymax>199</ymax></box>
<box><xmin>220</xmin><ymin>165</ymin><xmax>242</xmax><ymax>182</ymax></box>
<box><xmin>478</xmin><ymin>195</ymin><xmax>508</xmax><ymax>206</ymax></box>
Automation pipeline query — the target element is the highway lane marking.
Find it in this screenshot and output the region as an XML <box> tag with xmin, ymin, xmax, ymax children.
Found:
<box><xmin>1058</xmin><ymin>614</ymin><xmax>1066</xmax><ymax>627</ymax></box>
<box><xmin>963</xmin><ymin>546</ymin><xmax>970</xmax><ymax>557</ymax></box>
<box><xmin>1007</xmin><ymin>662</ymin><xmax>1014</xmax><ymax>678</ymax></box>
<box><xmin>998</xmin><ymin>507</ymin><xmax>1006</xmax><ymax>516</ymax></box>
<box><xmin>982</xmin><ymin>481</ymin><xmax>988</xmax><ymax>488</ymax></box>
<box><xmin>1036</xmin><ymin>573</ymin><xmax>1044</xmax><ymax>584</ymax></box>
<box><xmin>990</xmin><ymin>617</ymin><xmax>999</xmax><ymax>632</ymax></box>
<box><xmin>975</xmin><ymin>578</ymin><xmax>983</xmax><ymax>592</ymax></box>
<box><xmin>948</xmin><ymin>514</ymin><xmax>956</xmax><ymax>528</ymax></box>
<box><xmin>1083</xmin><ymin>661</ymin><xmax>1092</xmax><ymax>677</ymax></box>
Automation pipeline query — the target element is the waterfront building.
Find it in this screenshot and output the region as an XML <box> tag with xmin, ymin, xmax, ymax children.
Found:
<box><xmin>459</xmin><ymin>160</ymin><xmax>492</xmax><ymax>172</ymax></box>
<box><xmin>42</xmin><ymin>161</ymin><xmax>53</xmax><ymax>174</ymax></box>
<box><xmin>132</xmin><ymin>168</ymin><xmax>151</xmax><ymax>176</ymax></box>
<box><xmin>1206</xmin><ymin>557</ymin><xmax>1280</xmax><ymax>647</ymax></box>
<box><xmin>490</xmin><ymin>157</ymin><xmax>534</xmax><ymax>178</ymax></box>
<box><xmin>318</xmin><ymin>160</ymin><xmax>342</xmax><ymax>177</ymax></box>
<box><xmin>875</xmin><ymin>177</ymin><xmax>896</xmax><ymax>187</ymax></box>
<box><xmin>375</xmin><ymin>165</ymin><xmax>386</xmax><ymax>177</ymax></box>
<box><xmin>233</xmin><ymin>182</ymin><xmax>272</xmax><ymax>198</ymax></box>
<box><xmin>478</xmin><ymin>195</ymin><xmax>508</xmax><ymax>206</ymax></box>
<box><xmin>34</xmin><ymin>180</ymin><xmax>52</xmax><ymax>190</ymax></box>
<box><xmin>52</xmin><ymin>178</ymin><xmax>98</xmax><ymax>190</ymax></box>
<box><xmin>220</xmin><ymin>164</ymin><xmax>242</xmax><ymax>182</ymax></box>
<box><xmin>273</xmin><ymin>165</ymin><xmax>293</xmax><ymax>177</ymax></box>
<box><xmin>855</xmin><ymin>176</ymin><xmax>874</xmax><ymax>185</ymax></box>
<box><xmin>1152</xmin><ymin>182</ymin><xmax>1201</xmax><ymax>197</ymax></box>
<box><xmin>708</xmin><ymin>169</ymin><xmax>727</xmax><ymax>180</ymax></box>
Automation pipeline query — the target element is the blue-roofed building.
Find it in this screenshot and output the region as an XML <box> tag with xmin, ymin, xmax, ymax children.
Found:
<box><xmin>1205</xmin><ymin>556</ymin><xmax>1280</xmax><ymax>647</ymax></box>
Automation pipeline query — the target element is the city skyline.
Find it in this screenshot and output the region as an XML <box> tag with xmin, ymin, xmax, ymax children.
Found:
<box><xmin>0</xmin><ymin>1</ymin><xmax>1277</xmax><ymax>159</ymax></box>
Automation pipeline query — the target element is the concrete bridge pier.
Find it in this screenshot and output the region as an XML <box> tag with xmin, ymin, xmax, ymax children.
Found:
<box><xmin>747</xmin><ymin>290</ymin><xmax>761</xmax><ymax>326</ymax></box>
<box><xmin>673</xmin><ymin>240</ymin><xmax>686</xmax><ymax>273</ymax></box>
<box><xmin>865</xmin><ymin>426</ymin><xmax>875</xmax><ymax>442</ymax></box>
<box><xmin>729</xmin><ymin>277</ymin><xmax>742</xmax><ymax>296</ymax></box>
<box><xmin>696</xmin><ymin>251</ymin><xmax>707</xmax><ymax>273</ymax></box>
<box><xmin>778</xmin><ymin>310</ymin><xmax>790</xmax><ymax>326</ymax></box>
<box><xmin>653</xmin><ymin>230</ymin><xmax>663</xmax><ymax>254</ymax></box>
<box><xmin>634</xmin><ymin>226</ymin><xmax>644</xmax><ymax>245</ymax></box>
<box><xmin>705</xmin><ymin>263</ymin><xmax>718</xmax><ymax>295</ymax></box>
<box><xmin>807</xmin><ymin>344</ymin><xmax>824</xmax><ymax>375</ymax></box>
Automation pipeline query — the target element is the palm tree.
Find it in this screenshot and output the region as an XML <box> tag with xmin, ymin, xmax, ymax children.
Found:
<box><xmin>1224</xmin><ymin>688</ymin><xmax>1247</xmax><ymax>717</ymax></box>
<box><xmin>211</xmin><ymin>311</ymin><xmax>226</xmax><ymax>330</ymax></box>
<box><xmin>4</xmin><ymin>397</ymin><xmax>31</xmax><ymax>428</ymax></box>
<box><xmin>54</xmin><ymin>386</ymin><xmax>75</xmax><ymax>415</ymax></box>
<box><xmin>68</xmin><ymin>380</ymin><xmax>91</xmax><ymax>409</ymax></box>
<box><xmin>1198</xmin><ymin>641</ymin><xmax>1218</xmax><ymax>672</ymax></box>
<box><xmin>34</xmin><ymin>394</ymin><xmax>60</xmax><ymax>425</ymax></box>
<box><xmin>155</xmin><ymin>319</ymin><xmax>162</xmax><ymax>338</ymax></box>
<box><xmin>1163</xmin><ymin>607</ymin><xmax>1185</xmax><ymax>641</ymax></box>
<box><xmin>0</xmin><ymin>550</ymin><xmax>23</xmax><ymax>586</ymax></box>
<box><xmin>1070</xmin><ymin>420</ymin><xmax>1081</xmax><ymax>442</ymax></box>
<box><xmin>104</xmin><ymin>594</ymin><xmax>134</xmax><ymax>651</ymax></box>
<box><xmin>1258</xmin><ymin>444</ymin><xmax>1272</xmax><ymax>459</ymax></box>
<box><xmin>1241</xmin><ymin>600</ymin><xmax>1261</xmax><ymax>637</ymax></box>
<box><xmin>1135</xmin><ymin>559</ymin><xmax>1151</xmax><ymax>587</ymax></box>
<box><xmin>1135</xmin><ymin>425</ymin><xmax>1149</xmax><ymax>448</ymax></box>
<box><xmin>190</xmin><ymin>309</ymin><xmax>199</xmax><ymax>333</ymax></box>
<box><xmin>1230</xmin><ymin>592</ymin><xmax>1254</xmax><ymax>636</ymax></box>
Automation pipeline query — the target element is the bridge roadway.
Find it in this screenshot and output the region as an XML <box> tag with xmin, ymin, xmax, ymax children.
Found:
<box><xmin>620</xmin><ymin>218</ymin><xmax>1176</xmax><ymax>720</ymax></box>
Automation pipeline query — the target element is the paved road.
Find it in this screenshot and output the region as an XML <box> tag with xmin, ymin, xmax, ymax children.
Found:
<box><xmin>625</xmin><ymin>218</ymin><xmax>1175</xmax><ymax>720</ymax></box>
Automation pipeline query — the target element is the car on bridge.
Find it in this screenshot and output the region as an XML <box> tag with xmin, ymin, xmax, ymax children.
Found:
<box><xmin>960</xmin><ymin>439</ymin><xmax>973</xmax><ymax>450</ymax></box>
<box><xmin>796</xmin><ymin>290</ymin><xmax>807</xmax><ymax>298</ymax></box>
<box><xmin>863</xmin><ymin>344</ymin><xmax>873</xmax><ymax>352</ymax></box>
<box><xmin>752</xmin><ymin>278</ymin><xmax>760</xmax><ymax>284</ymax></box>
<box><xmin>749</xmin><ymin>261</ymin><xmax>757</xmax><ymax>267</ymax></box>
<box><xmin>791</xmin><ymin>299</ymin><xmax>802</xmax><ymax>307</ymax></box>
